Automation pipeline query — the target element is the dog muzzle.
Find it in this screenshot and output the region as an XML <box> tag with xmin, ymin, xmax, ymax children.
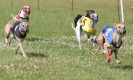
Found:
<box><xmin>91</xmin><ymin>13</ymin><xmax>99</xmax><ymax>23</ymax></box>
<box><xmin>20</xmin><ymin>28</ymin><xmax>29</xmax><ymax>33</ymax></box>
<box><xmin>93</xmin><ymin>16</ymin><xmax>98</xmax><ymax>23</ymax></box>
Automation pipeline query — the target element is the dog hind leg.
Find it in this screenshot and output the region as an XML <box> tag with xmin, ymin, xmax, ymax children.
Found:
<box><xmin>5</xmin><ymin>34</ymin><xmax>9</xmax><ymax>45</ymax></box>
<box><xmin>5</xmin><ymin>32</ymin><xmax>12</xmax><ymax>47</ymax></box>
<box><xmin>97</xmin><ymin>32</ymin><xmax>105</xmax><ymax>53</ymax></box>
<box><xmin>15</xmin><ymin>46</ymin><xmax>19</xmax><ymax>54</ymax></box>
<box><xmin>75</xmin><ymin>24</ymin><xmax>82</xmax><ymax>49</ymax></box>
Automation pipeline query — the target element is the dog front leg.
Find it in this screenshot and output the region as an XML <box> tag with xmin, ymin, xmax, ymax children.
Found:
<box><xmin>75</xmin><ymin>25</ymin><xmax>82</xmax><ymax>49</ymax></box>
<box><xmin>114</xmin><ymin>50</ymin><xmax>121</xmax><ymax>64</ymax></box>
<box><xmin>92</xmin><ymin>35</ymin><xmax>97</xmax><ymax>48</ymax></box>
<box><xmin>16</xmin><ymin>39</ymin><xmax>28</xmax><ymax>60</ymax></box>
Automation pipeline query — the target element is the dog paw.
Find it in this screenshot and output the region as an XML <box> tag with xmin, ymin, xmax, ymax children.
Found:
<box><xmin>24</xmin><ymin>56</ymin><xmax>28</xmax><ymax>60</ymax></box>
<box><xmin>116</xmin><ymin>60</ymin><xmax>121</xmax><ymax>64</ymax></box>
<box><xmin>101</xmin><ymin>50</ymin><xmax>106</xmax><ymax>54</ymax></box>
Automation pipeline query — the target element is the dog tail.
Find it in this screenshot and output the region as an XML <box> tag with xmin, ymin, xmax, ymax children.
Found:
<box><xmin>71</xmin><ymin>23</ymin><xmax>76</xmax><ymax>30</ymax></box>
<box><xmin>72</xmin><ymin>14</ymin><xmax>82</xmax><ymax>31</ymax></box>
<box><xmin>11</xmin><ymin>14</ymin><xmax>15</xmax><ymax>20</ymax></box>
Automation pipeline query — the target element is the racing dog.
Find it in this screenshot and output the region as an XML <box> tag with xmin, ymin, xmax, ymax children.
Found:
<box><xmin>97</xmin><ymin>23</ymin><xmax>126</xmax><ymax>63</ymax></box>
<box><xmin>4</xmin><ymin>20</ymin><xmax>29</xmax><ymax>59</ymax></box>
<box><xmin>72</xmin><ymin>10</ymin><xmax>99</xmax><ymax>49</ymax></box>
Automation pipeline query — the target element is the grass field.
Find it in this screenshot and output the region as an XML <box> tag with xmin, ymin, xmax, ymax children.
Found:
<box><xmin>0</xmin><ymin>0</ymin><xmax>133</xmax><ymax>80</ymax></box>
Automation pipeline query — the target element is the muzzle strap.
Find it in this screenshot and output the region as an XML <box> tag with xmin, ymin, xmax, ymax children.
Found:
<box><xmin>14</xmin><ymin>25</ymin><xmax>27</xmax><ymax>39</ymax></box>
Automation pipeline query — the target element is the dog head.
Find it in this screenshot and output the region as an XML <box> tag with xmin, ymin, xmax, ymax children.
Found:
<box><xmin>114</xmin><ymin>23</ymin><xmax>126</xmax><ymax>35</ymax></box>
<box><xmin>86</xmin><ymin>10</ymin><xmax>99</xmax><ymax>23</ymax></box>
<box><xmin>23</xmin><ymin>6</ymin><xmax>30</xmax><ymax>15</ymax></box>
<box><xmin>19</xmin><ymin>21</ymin><xmax>29</xmax><ymax>33</ymax></box>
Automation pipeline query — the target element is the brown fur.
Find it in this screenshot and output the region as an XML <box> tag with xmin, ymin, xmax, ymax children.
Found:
<box><xmin>97</xmin><ymin>23</ymin><xmax>126</xmax><ymax>63</ymax></box>
<box><xmin>4</xmin><ymin>20</ymin><xmax>29</xmax><ymax>60</ymax></box>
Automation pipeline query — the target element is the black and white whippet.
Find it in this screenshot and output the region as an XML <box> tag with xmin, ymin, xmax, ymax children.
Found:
<box><xmin>72</xmin><ymin>10</ymin><xmax>99</xmax><ymax>49</ymax></box>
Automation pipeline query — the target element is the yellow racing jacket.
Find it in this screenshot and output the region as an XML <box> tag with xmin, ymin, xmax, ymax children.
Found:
<box><xmin>80</xmin><ymin>16</ymin><xmax>96</xmax><ymax>35</ymax></box>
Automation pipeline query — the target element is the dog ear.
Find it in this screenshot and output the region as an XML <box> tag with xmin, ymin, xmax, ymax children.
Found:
<box><xmin>113</xmin><ymin>23</ymin><xmax>118</xmax><ymax>28</ymax></box>
<box><xmin>85</xmin><ymin>10</ymin><xmax>95</xmax><ymax>18</ymax></box>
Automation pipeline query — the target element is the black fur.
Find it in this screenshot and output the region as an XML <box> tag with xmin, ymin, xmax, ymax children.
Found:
<box><xmin>85</xmin><ymin>10</ymin><xmax>95</xmax><ymax>18</ymax></box>
<box><xmin>12</xmin><ymin>21</ymin><xmax>20</xmax><ymax>32</ymax></box>
<box><xmin>86</xmin><ymin>10</ymin><xmax>99</xmax><ymax>23</ymax></box>
<box><xmin>74</xmin><ymin>14</ymin><xmax>82</xmax><ymax>27</ymax></box>
<box><xmin>112</xmin><ymin>41</ymin><xmax>123</xmax><ymax>49</ymax></box>
<box><xmin>74</xmin><ymin>10</ymin><xmax>98</xmax><ymax>27</ymax></box>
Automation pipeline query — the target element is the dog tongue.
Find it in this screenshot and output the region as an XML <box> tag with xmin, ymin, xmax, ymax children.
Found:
<box><xmin>106</xmin><ymin>49</ymin><xmax>111</xmax><ymax>63</ymax></box>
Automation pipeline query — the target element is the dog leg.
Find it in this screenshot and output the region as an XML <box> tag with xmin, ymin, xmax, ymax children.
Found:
<box><xmin>106</xmin><ymin>49</ymin><xmax>112</xmax><ymax>63</ymax></box>
<box><xmin>75</xmin><ymin>24</ymin><xmax>82</xmax><ymax>49</ymax></box>
<box><xmin>4</xmin><ymin>27</ymin><xmax>10</xmax><ymax>44</ymax></box>
<box><xmin>92</xmin><ymin>35</ymin><xmax>97</xmax><ymax>48</ymax></box>
<box><xmin>8</xmin><ymin>37</ymin><xmax>12</xmax><ymax>47</ymax></box>
<box><xmin>5</xmin><ymin>34</ymin><xmax>12</xmax><ymax>47</ymax></box>
<box><xmin>71</xmin><ymin>23</ymin><xmax>76</xmax><ymax>30</ymax></box>
<box><xmin>97</xmin><ymin>32</ymin><xmax>105</xmax><ymax>53</ymax></box>
<box><xmin>114</xmin><ymin>50</ymin><xmax>121</xmax><ymax>64</ymax></box>
<box><xmin>85</xmin><ymin>34</ymin><xmax>91</xmax><ymax>42</ymax></box>
<box><xmin>16</xmin><ymin>38</ymin><xmax>28</xmax><ymax>60</ymax></box>
<box><xmin>5</xmin><ymin>36</ymin><xmax>9</xmax><ymax>46</ymax></box>
<box><xmin>15</xmin><ymin>46</ymin><xmax>19</xmax><ymax>54</ymax></box>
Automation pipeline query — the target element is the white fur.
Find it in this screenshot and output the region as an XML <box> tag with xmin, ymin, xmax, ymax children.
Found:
<box><xmin>72</xmin><ymin>19</ymin><xmax>97</xmax><ymax>49</ymax></box>
<box><xmin>72</xmin><ymin>20</ymin><xmax>82</xmax><ymax>49</ymax></box>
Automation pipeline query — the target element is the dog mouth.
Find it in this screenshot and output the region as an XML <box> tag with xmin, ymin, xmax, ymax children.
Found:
<box><xmin>117</xmin><ymin>30</ymin><xmax>123</xmax><ymax>34</ymax></box>
<box><xmin>20</xmin><ymin>27</ymin><xmax>29</xmax><ymax>34</ymax></box>
<box><xmin>117</xmin><ymin>29</ymin><xmax>126</xmax><ymax>35</ymax></box>
<box><xmin>93</xmin><ymin>18</ymin><xmax>98</xmax><ymax>23</ymax></box>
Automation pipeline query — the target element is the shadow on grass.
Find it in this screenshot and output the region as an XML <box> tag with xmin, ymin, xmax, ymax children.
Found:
<box><xmin>25</xmin><ymin>37</ymin><xmax>47</xmax><ymax>42</ymax></box>
<box><xmin>27</xmin><ymin>52</ymin><xmax>48</xmax><ymax>58</ymax></box>
<box><xmin>111</xmin><ymin>64</ymin><xmax>133</xmax><ymax>70</ymax></box>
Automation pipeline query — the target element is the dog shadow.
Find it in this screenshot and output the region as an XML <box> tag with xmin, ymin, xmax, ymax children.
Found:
<box><xmin>27</xmin><ymin>52</ymin><xmax>48</xmax><ymax>58</ymax></box>
<box><xmin>25</xmin><ymin>37</ymin><xmax>47</xmax><ymax>42</ymax></box>
<box><xmin>111</xmin><ymin>64</ymin><xmax>133</xmax><ymax>70</ymax></box>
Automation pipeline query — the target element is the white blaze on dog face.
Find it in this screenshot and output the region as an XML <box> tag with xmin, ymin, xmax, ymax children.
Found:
<box><xmin>90</xmin><ymin>13</ymin><xmax>98</xmax><ymax>23</ymax></box>
<box><xmin>19</xmin><ymin>22</ymin><xmax>29</xmax><ymax>32</ymax></box>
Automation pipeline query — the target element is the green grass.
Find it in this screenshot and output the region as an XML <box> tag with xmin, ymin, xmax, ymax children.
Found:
<box><xmin>0</xmin><ymin>0</ymin><xmax>133</xmax><ymax>80</ymax></box>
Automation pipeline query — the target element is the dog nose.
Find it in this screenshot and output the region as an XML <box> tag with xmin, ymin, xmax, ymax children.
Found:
<box><xmin>94</xmin><ymin>17</ymin><xmax>98</xmax><ymax>23</ymax></box>
<box><xmin>21</xmin><ymin>28</ymin><xmax>29</xmax><ymax>33</ymax></box>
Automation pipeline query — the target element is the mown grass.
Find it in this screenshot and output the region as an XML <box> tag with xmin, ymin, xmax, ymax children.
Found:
<box><xmin>0</xmin><ymin>0</ymin><xmax>133</xmax><ymax>80</ymax></box>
